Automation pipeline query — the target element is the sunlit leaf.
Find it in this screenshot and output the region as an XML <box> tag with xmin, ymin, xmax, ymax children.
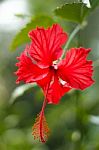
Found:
<box><xmin>89</xmin><ymin>115</ymin><xmax>99</xmax><ymax>125</ymax></box>
<box><xmin>82</xmin><ymin>0</ymin><xmax>91</xmax><ymax>8</ymax></box>
<box><xmin>54</xmin><ymin>2</ymin><xmax>90</xmax><ymax>24</ymax></box>
<box><xmin>10</xmin><ymin>15</ymin><xmax>55</xmax><ymax>50</ymax></box>
<box><xmin>10</xmin><ymin>83</ymin><xmax>37</xmax><ymax>104</ymax></box>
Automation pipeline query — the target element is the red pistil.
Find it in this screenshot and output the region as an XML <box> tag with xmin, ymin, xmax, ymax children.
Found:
<box><xmin>32</xmin><ymin>79</ymin><xmax>51</xmax><ymax>143</ymax></box>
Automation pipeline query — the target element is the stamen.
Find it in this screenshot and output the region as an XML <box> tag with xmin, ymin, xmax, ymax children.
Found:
<box><xmin>32</xmin><ymin>77</ymin><xmax>51</xmax><ymax>143</ymax></box>
<box><xmin>59</xmin><ymin>78</ymin><xmax>66</xmax><ymax>85</ymax></box>
<box><xmin>54</xmin><ymin>65</ymin><xmax>58</xmax><ymax>70</ymax></box>
<box><xmin>59</xmin><ymin>78</ymin><xmax>72</xmax><ymax>88</ymax></box>
<box><xmin>52</xmin><ymin>60</ymin><xmax>58</xmax><ymax>70</ymax></box>
<box><xmin>32</xmin><ymin>112</ymin><xmax>50</xmax><ymax>142</ymax></box>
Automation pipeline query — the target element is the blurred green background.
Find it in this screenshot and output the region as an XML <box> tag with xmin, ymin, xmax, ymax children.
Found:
<box><xmin>0</xmin><ymin>0</ymin><xmax>99</xmax><ymax>150</ymax></box>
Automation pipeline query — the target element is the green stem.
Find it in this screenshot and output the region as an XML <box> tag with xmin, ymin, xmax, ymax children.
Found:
<box><xmin>60</xmin><ymin>25</ymin><xmax>81</xmax><ymax>60</ymax></box>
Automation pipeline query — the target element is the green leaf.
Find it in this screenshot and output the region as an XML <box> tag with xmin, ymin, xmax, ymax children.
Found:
<box><xmin>9</xmin><ymin>83</ymin><xmax>37</xmax><ymax>104</ymax></box>
<box><xmin>10</xmin><ymin>15</ymin><xmax>55</xmax><ymax>50</ymax></box>
<box><xmin>89</xmin><ymin>0</ymin><xmax>99</xmax><ymax>10</ymax></box>
<box><xmin>54</xmin><ymin>2</ymin><xmax>90</xmax><ymax>24</ymax></box>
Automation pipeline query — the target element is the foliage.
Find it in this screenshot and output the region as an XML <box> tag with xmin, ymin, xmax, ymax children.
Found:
<box><xmin>10</xmin><ymin>15</ymin><xmax>55</xmax><ymax>50</ymax></box>
<box><xmin>54</xmin><ymin>2</ymin><xmax>90</xmax><ymax>23</ymax></box>
<box><xmin>10</xmin><ymin>83</ymin><xmax>36</xmax><ymax>104</ymax></box>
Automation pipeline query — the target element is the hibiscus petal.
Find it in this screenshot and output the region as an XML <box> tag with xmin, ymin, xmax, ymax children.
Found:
<box><xmin>58</xmin><ymin>47</ymin><xmax>94</xmax><ymax>90</ymax></box>
<box><xmin>15</xmin><ymin>46</ymin><xmax>49</xmax><ymax>84</ymax></box>
<box><xmin>47</xmin><ymin>76</ymin><xmax>71</xmax><ymax>104</ymax></box>
<box><xmin>28</xmin><ymin>24</ymin><xmax>68</xmax><ymax>67</ymax></box>
<box><xmin>38</xmin><ymin>74</ymin><xmax>71</xmax><ymax>104</ymax></box>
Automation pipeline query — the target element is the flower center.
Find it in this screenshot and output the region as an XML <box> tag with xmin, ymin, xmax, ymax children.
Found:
<box><xmin>50</xmin><ymin>64</ymin><xmax>58</xmax><ymax>71</ymax></box>
<box><xmin>50</xmin><ymin>61</ymin><xmax>58</xmax><ymax>70</ymax></box>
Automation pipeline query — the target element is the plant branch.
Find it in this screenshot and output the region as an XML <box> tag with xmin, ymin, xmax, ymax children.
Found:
<box><xmin>60</xmin><ymin>24</ymin><xmax>81</xmax><ymax>60</ymax></box>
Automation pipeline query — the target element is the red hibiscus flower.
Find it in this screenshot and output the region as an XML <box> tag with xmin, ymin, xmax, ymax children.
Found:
<box><xmin>15</xmin><ymin>24</ymin><xmax>94</xmax><ymax>143</ymax></box>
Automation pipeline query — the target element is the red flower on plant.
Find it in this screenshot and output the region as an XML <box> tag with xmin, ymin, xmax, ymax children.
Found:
<box><xmin>15</xmin><ymin>24</ymin><xmax>94</xmax><ymax>142</ymax></box>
